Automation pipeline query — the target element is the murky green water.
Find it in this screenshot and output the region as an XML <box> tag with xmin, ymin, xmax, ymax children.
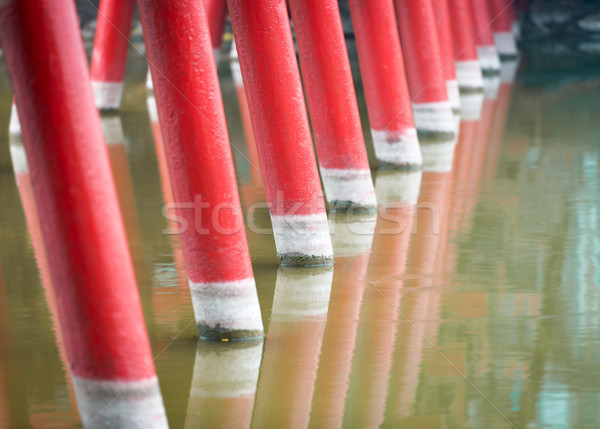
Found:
<box><xmin>1</xmin><ymin>42</ymin><xmax>600</xmax><ymax>428</ymax></box>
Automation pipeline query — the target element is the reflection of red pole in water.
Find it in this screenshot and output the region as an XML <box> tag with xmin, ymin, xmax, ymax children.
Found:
<box><xmin>140</xmin><ymin>0</ymin><xmax>263</xmax><ymax>339</ymax></box>
<box><xmin>431</xmin><ymin>0</ymin><xmax>461</xmax><ymax>115</ymax></box>
<box><xmin>252</xmin><ymin>267</ymin><xmax>333</xmax><ymax>429</ymax></box>
<box><xmin>448</xmin><ymin>0</ymin><xmax>484</xmax><ymax>92</ymax></box>
<box><xmin>204</xmin><ymin>0</ymin><xmax>228</xmax><ymax>62</ymax></box>
<box><xmin>343</xmin><ymin>171</ymin><xmax>421</xmax><ymax>428</ymax></box>
<box><xmin>288</xmin><ymin>0</ymin><xmax>376</xmax><ymax>211</ymax></box>
<box><xmin>0</xmin><ymin>1</ymin><xmax>167</xmax><ymax>425</ymax></box>
<box><xmin>347</xmin><ymin>0</ymin><xmax>422</xmax><ymax>168</ymax></box>
<box><xmin>227</xmin><ymin>0</ymin><xmax>333</xmax><ymax>265</ymax></box>
<box><xmin>385</xmin><ymin>143</ymin><xmax>455</xmax><ymax>423</ymax></box>
<box><xmin>185</xmin><ymin>340</ymin><xmax>262</xmax><ymax>429</ymax></box>
<box><xmin>90</xmin><ymin>0</ymin><xmax>135</xmax><ymax>111</ymax></box>
<box><xmin>488</xmin><ymin>0</ymin><xmax>519</xmax><ymax>61</ymax></box>
<box><xmin>0</xmin><ymin>262</ymin><xmax>29</xmax><ymax>427</ymax></box>
<box><xmin>9</xmin><ymin>138</ymin><xmax>81</xmax><ymax>425</ymax></box>
<box><xmin>309</xmin><ymin>214</ymin><xmax>376</xmax><ymax>429</ymax></box>
<box><xmin>485</xmin><ymin>61</ymin><xmax>518</xmax><ymax>180</ymax></box>
<box><xmin>395</xmin><ymin>0</ymin><xmax>456</xmax><ymax>144</ymax></box>
<box><xmin>468</xmin><ymin>0</ymin><xmax>501</xmax><ymax>74</ymax></box>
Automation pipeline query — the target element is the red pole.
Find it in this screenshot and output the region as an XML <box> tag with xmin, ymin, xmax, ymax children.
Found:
<box><xmin>227</xmin><ymin>0</ymin><xmax>333</xmax><ymax>265</ymax></box>
<box><xmin>90</xmin><ymin>0</ymin><xmax>136</xmax><ymax>111</ymax></box>
<box><xmin>204</xmin><ymin>0</ymin><xmax>228</xmax><ymax>62</ymax></box>
<box><xmin>448</xmin><ymin>0</ymin><xmax>484</xmax><ymax>92</ymax></box>
<box><xmin>139</xmin><ymin>0</ymin><xmax>263</xmax><ymax>339</ymax></box>
<box><xmin>468</xmin><ymin>0</ymin><xmax>501</xmax><ymax>74</ymax></box>
<box><xmin>394</xmin><ymin>0</ymin><xmax>456</xmax><ymax>144</ymax></box>
<box><xmin>488</xmin><ymin>0</ymin><xmax>519</xmax><ymax>60</ymax></box>
<box><xmin>347</xmin><ymin>0</ymin><xmax>422</xmax><ymax>168</ymax></box>
<box><xmin>0</xmin><ymin>1</ymin><xmax>167</xmax><ymax>426</ymax></box>
<box><xmin>431</xmin><ymin>0</ymin><xmax>461</xmax><ymax>115</ymax></box>
<box><xmin>287</xmin><ymin>0</ymin><xmax>376</xmax><ymax>212</ymax></box>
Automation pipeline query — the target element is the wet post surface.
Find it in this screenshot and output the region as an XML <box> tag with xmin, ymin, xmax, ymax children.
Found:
<box><xmin>0</xmin><ymin>1</ymin><xmax>168</xmax><ymax>426</ymax></box>
<box><xmin>90</xmin><ymin>0</ymin><xmax>136</xmax><ymax>111</ymax></box>
<box><xmin>139</xmin><ymin>0</ymin><xmax>263</xmax><ymax>340</ymax></box>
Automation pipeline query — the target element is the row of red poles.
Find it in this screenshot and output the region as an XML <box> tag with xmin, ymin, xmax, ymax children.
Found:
<box><xmin>0</xmin><ymin>0</ymin><xmax>520</xmax><ymax>426</ymax></box>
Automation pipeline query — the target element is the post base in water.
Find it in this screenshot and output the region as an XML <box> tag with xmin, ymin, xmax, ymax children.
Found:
<box><xmin>279</xmin><ymin>253</ymin><xmax>334</xmax><ymax>267</ymax></box>
<box><xmin>412</xmin><ymin>101</ymin><xmax>456</xmax><ymax>144</ymax></box>
<box><xmin>189</xmin><ymin>278</ymin><xmax>264</xmax><ymax>340</ymax></box>
<box><xmin>371</xmin><ymin>128</ymin><xmax>422</xmax><ymax>168</ymax></box>
<box><xmin>320</xmin><ymin>168</ymin><xmax>377</xmax><ymax>212</ymax></box>
<box><xmin>456</xmin><ymin>60</ymin><xmax>484</xmax><ymax>93</ymax></box>
<box><xmin>91</xmin><ymin>81</ymin><xmax>124</xmax><ymax>111</ymax></box>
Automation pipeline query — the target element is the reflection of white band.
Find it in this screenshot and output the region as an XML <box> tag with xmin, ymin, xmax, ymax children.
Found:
<box><xmin>459</xmin><ymin>92</ymin><xmax>484</xmax><ymax>121</ymax></box>
<box><xmin>190</xmin><ymin>341</ymin><xmax>262</xmax><ymax>398</ymax></box>
<box><xmin>483</xmin><ymin>76</ymin><xmax>500</xmax><ymax>100</ymax></box>
<box><xmin>9</xmin><ymin>102</ymin><xmax>21</xmax><ymax>137</ymax></box>
<box><xmin>189</xmin><ymin>278</ymin><xmax>264</xmax><ymax>332</ymax></box>
<box><xmin>477</xmin><ymin>45</ymin><xmax>501</xmax><ymax>71</ymax></box>
<box><xmin>500</xmin><ymin>60</ymin><xmax>519</xmax><ymax>84</ymax></box>
<box><xmin>73</xmin><ymin>375</ymin><xmax>168</xmax><ymax>429</ymax></box>
<box><xmin>375</xmin><ymin>170</ymin><xmax>422</xmax><ymax>206</ymax></box>
<box><xmin>446</xmin><ymin>79</ymin><xmax>460</xmax><ymax>112</ymax></box>
<box><xmin>494</xmin><ymin>32</ymin><xmax>518</xmax><ymax>56</ymax></box>
<box><xmin>329</xmin><ymin>212</ymin><xmax>376</xmax><ymax>257</ymax></box>
<box><xmin>270</xmin><ymin>212</ymin><xmax>333</xmax><ymax>259</ymax></box>
<box><xmin>456</xmin><ymin>60</ymin><xmax>484</xmax><ymax>89</ymax></box>
<box><xmin>320</xmin><ymin>168</ymin><xmax>376</xmax><ymax>208</ymax></box>
<box><xmin>9</xmin><ymin>143</ymin><xmax>28</xmax><ymax>175</ymax></box>
<box><xmin>91</xmin><ymin>81</ymin><xmax>123</xmax><ymax>110</ymax></box>
<box><xmin>371</xmin><ymin>128</ymin><xmax>422</xmax><ymax>167</ymax></box>
<box><xmin>147</xmin><ymin>95</ymin><xmax>158</xmax><ymax>122</ymax></box>
<box><xmin>412</xmin><ymin>101</ymin><xmax>455</xmax><ymax>134</ymax></box>
<box><xmin>100</xmin><ymin>116</ymin><xmax>124</xmax><ymax>145</ymax></box>
<box><xmin>271</xmin><ymin>267</ymin><xmax>333</xmax><ymax>320</ymax></box>
<box><xmin>421</xmin><ymin>141</ymin><xmax>456</xmax><ymax>173</ymax></box>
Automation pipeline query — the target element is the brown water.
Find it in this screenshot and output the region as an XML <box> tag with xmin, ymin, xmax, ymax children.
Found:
<box><xmin>1</xmin><ymin>43</ymin><xmax>600</xmax><ymax>428</ymax></box>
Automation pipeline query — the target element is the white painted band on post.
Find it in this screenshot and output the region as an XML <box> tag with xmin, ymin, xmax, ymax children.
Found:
<box><xmin>190</xmin><ymin>341</ymin><xmax>263</xmax><ymax>398</ymax></box>
<box><xmin>230</xmin><ymin>59</ymin><xmax>244</xmax><ymax>87</ymax></box>
<box><xmin>374</xmin><ymin>170</ymin><xmax>422</xmax><ymax>206</ymax></box>
<box><xmin>188</xmin><ymin>278</ymin><xmax>264</xmax><ymax>332</ymax></box>
<box><xmin>512</xmin><ymin>20</ymin><xmax>521</xmax><ymax>38</ymax></box>
<box><xmin>9</xmin><ymin>143</ymin><xmax>28</xmax><ymax>175</ymax></box>
<box><xmin>72</xmin><ymin>375</ymin><xmax>168</xmax><ymax>429</ymax></box>
<box><xmin>455</xmin><ymin>60</ymin><xmax>484</xmax><ymax>90</ymax></box>
<box><xmin>271</xmin><ymin>267</ymin><xmax>333</xmax><ymax>320</ymax></box>
<box><xmin>446</xmin><ymin>79</ymin><xmax>461</xmax><ymax>112</ymax></box>
<box><xmin>459</xmin><ymin>92</ymin><xmax>484</xmax><ymax>121</ymax></box>
<box><xmin>412</xmin><ymin>101</ymin><xmax>456</xmax><ymax>134</ymax></box>
<box><xmin>9</xmin><ymin>102</ymin><xmax>21</xmax><ymax>137</ymax></box>
<box><xmin>500</xmin><ymin>60</ymin><xmax>519</xmax><ymax>84</ymax></box>
<box><xmin>328</xmin><ymin>212</ymin><xmax>376</xmax><ymax>257</ymax></box>
<box><xmin>483</xmin><ymin>76</ymin><xmax>501</xmax><ymax>100</ymax></box>
<box><xmin>494</xmin><ymin>32</ymin><xmax>518</xmax><ymax>57</ymax></box>
<box><xmin>270</xmin><ymin>212</ymin><xmax>334</xmax><ymax>259</ymax></box>
<box><xmin>371</xmin><ymin>128</ymin><xmax>422</xmax><ymax>167</ymax></box>
<box><xmin>319</xmin><ymin>168</ymin><xmax>376</xmax><ymax>208</ymax></box>
<box><xmin>421</xmin><ymin>141</ymin><xmax>456</xmax><ymax>173</ymax></box>
<box><xmin>146</xmin><ymin>95</ymin><xmax>158</xmax><ymax>122</ymax></box>
<box><xmin>146</xmin><ymin>69</ymin><xmax>153</xmax><ymax>90</ymax></box>
<box><xmin>100</xmin><ymin>116</ymin><xmax>125</xmax><ymax>145</ymax></box>
<box><xmin>476</xmin><ymin>45</ymin><xmax>501</xmax><ymax>72</ymax></box>
<box><xmin>91</xmin><ymin>81</ymin><xmax>124</xmax><ymax>111</ymax></box>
